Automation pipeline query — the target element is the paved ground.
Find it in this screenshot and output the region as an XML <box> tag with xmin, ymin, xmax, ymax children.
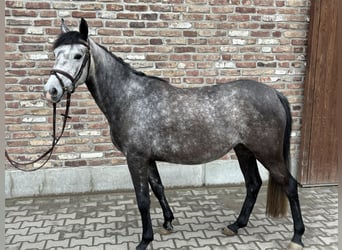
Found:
<box><xmin>5</xmin><ymin>185</ymin><xmax>338</xmax><ymax>250</ymax></box>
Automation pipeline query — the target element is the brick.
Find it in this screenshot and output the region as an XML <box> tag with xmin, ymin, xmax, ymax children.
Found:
<box><xmin>209</xmin><ymin>0</ymin><xmax>230</xmax><ymax>4</ymax></box>
<box><xmin>276</xmin><ymin>54</ymin><xmax>296</xmax><ymax>60</ymax></box>
<box><xmin>6</xmin><ymin>1</ymin><xmax>24</xmax><ymax>8</ymax></box>
<box><xmin>257</xmin><ymin>38</ymin><xmax>280</xmax><ymax>45</ymax></box>
<box><xmin>254</xmin><ymin>0</ymin><xmax>275</xmax><ymax>5</ymax></box>
<box><xmin>80</xmin><ymin>3</ymin><xmax>103</xmax><ymax>10</ymax></box>
<box><xmin>19</xmin><ymin>45</ymin><xmax>44</xmax><ymax>52</ymax></box>
<box><xmin>251</xmin><ymin>31</ymin><xmax>270</xmax><ymax>37</ymax></box>
<box><xmin>228</xmin><ymin>15</ymin><xmax>250</xmax><ymax>22</ymax></box>
<box><xmin>127</xmin><ymin>38</ymin><xmax>149</xmax><ymax>45</ymax></box>
<box><xmin>26</xmin><ymin>2</ymin><xmax>51</xmax><ymax>9</ymax></box>
<box><xmin>106</xmin><ymin>4</ymin><xmax>123</xmax><ymax>11</ymax></box>
<box><xmin>146</xmin><ymin>55</ymin><xmax>168</xmax><ymax>61</ymax></box>
<box><xmin>236</xmin><ymin>7</ymin><xmax>256</xmax><ymax>13</ymax></box>
<box><xmin>65</xmin><ymin>160</ymin><xmax>88</xmax><ymax>167</ymax></box>
<box><xmin>6</xmin><ymin>27</ymin><xmax>25</xmax><ymax>34</ymax></box>
<box><xmin>45</xmin><ymin>27</ymin><xmax>60</xmax><ymax>35</ymax></box>
<box><xmin>12</xmin><ymin>10</ymin><xmax>38</xmax><ymax>17</ymax></box>
<box><xmin>174</xmin><ymin>47</ymin><xmax>196</xmax><ymax>53</ymax></box>
<box><xmin>229</xmin><ymin>30</ymin><xmax>249</xmax><ymax>37</ymax></box>
<box><xmin>257</xmin><ymin>61</ymin><xmax>277</xmax><ymax>67</ymax></box>
<box><xmin>147</xmin><ymin>22</ymin><xmax>168</xmax><ymax>29</ymax></box>
<box><xmin>183</xmin><ymin>13</ymin><xmax>204</xmax><ymax>21</ymax></box>
<box><xmin>80</xmin><ymin>152</ymin><xmax>103</xmax><ymax>159</ymax></box>
<box><xmin>98</xmin><ymin>29</ymin><xmax>122</xmax><ymax>36</ymax></box>
<box><xmin>129</xmin><ymin>22</ymin><xmax>145</xmax><ymax>28</ymax></box>
<box><xmin>72</xmin><ymin>11</ymin><xmax>96</xmax><ymax>18</ymax></box>
<box><xmin>5</xmin><ymin>35</ymin><xmax>20</xmax><ymax>43</ymax></box>
<box><xmin>215</xmin><ymin>61</ymin><xmax>236</xmax><ymax>69</ymax></box>
<box><xmin>236</xmin><ymin>62</ymin><xmax>257</xmax><ymax>68</ymax></box>
<box><xmin>189</xmin><ymin>6</ymin><xmax>210</xmax><ymax>13</ymax></box>
<box><xmin>261</xmin><ymin>23</ymin><xmax>276</xmax><ymax>29</ymax></box>
<box><xmin>40</xmin><ymin>10</ymin><xmax>57</xmax><ymax>17</ymax></box>
<box><xmin>258</xmin><ymin>8</ymin><xmax>277</xmax><ymax>14</ymax></box>
<box><xmin>212</xmin><ymin>6</ymin><xmax>234</xmax><ymax>13</ymax></box>
<box><xmin>125</xmin><ymin>5</ymin><xmax>148</xmax><ymax>11</ymax></box>
<box><xmin>150</xmin><ymin>39</ymin><xmax>163</xmax><ymax>45</ymax></box>
<box><xmin>116</xmin><ymin>13</ymin><xmax>136</xmax><ymax>20</ymax></box>
<box><xmin>160</xmin><ymin>13</ymin><xmax>179</xmax><ymax>20</ymax></box>
<box><xmin>141</xmin><ymin>13</ymin><xmax>158</xmax><ymax>20</ymax></box>
<box><xmin>170</xmin><ymin>22</ymin><xmax>192</xmax><ymax>29</ymax></box>
<box><xmin>7</xmin><ymin>19</ymin><xmax>31</xmax><ymax>26</ymax></box>
<box><xmin>286</xmin><ymin>0</ymin><xmax>307</xmax><ymax>6</ymax></box>
<box><xmin>284</xmin><ymin>30</ymin><xmax>307</xmax><ymax>38</ymax></box>
<box><xmin>34</xmin><ymin>20</ymin><xmax>53</xmax><ymax>26</ymax></box>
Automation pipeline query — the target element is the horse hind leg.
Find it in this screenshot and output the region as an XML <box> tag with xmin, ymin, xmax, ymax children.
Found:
<box><xmin>285</xmin><ymin>175</ymin><xmax>305</xmax><ymax>250</ymax></box>
<box><xmin>148</xmin><ymin>161</ymin><xmax>174</xmax><ymax>235</ymax></box>
<box><xmin>222</xmin><ymin>144</ymin><xmax>262</xmax><ymax>236</ymax></box>
<box><xmin>259</xmin><ymin>156</ymin><xmax>305</xmax><ymax>250</ymax></box>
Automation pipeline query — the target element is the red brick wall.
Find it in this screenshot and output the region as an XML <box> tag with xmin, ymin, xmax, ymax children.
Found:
<box><xmin>5</xmin><ymin>0</ymin><xmax>310</xmax><ymax>169</ymax></box>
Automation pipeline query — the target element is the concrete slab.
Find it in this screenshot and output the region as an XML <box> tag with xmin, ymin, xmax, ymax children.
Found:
<box><xmin>5</xmin><ymin>160</ymin><xmax>270</xmax><ymax>198</ymax></box>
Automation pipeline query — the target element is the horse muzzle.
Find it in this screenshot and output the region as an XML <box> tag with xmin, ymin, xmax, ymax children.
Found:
<box><xmin>44</xmin><ymin>84</ymin><xmax>63</xmax><ymax>103</ymax></box>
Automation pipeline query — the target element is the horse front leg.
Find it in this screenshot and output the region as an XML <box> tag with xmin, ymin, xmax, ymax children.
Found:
<box><xmin>127</xmin><ymin>154</ymin><xmax>153</xmax><ymax>250</ymax></box>
<box><xmin>148</xmin><ymin>161</ymin><xmax>174</xmax><ymax>234</ymax></box>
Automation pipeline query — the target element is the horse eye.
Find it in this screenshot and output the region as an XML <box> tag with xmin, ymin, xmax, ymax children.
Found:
<box><xmin>74</xmin><ymin>54</ymin><xmax>82</xmax><ymax>60</ymax></box>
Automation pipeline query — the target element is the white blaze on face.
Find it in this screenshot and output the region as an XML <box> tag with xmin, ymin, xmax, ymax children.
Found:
<box><xmin>44</xmin><ymin>44</ymin><xmax>88</xmax><ymax>103</ymax></box>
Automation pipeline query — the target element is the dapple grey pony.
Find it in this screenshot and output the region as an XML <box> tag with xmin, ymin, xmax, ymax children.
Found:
<box><xmin>44</xmin><ymin>19</ymin><xmax>305</xmax><ymax>250</ymax></box>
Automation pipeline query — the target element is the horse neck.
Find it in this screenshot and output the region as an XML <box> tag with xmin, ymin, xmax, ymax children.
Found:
<box><xmin>85</xmin><ymin>39</ymin><xmax>131</xmax><ymax>121</ymax></box>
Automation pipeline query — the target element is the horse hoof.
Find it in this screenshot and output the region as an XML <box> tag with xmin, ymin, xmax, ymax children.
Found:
<box><xmin>158</xmin><ymin>227</ymin><xmax>173</xmax><ymax>235</ymax></box>
<box><xmin>287</xmin><ymin>242</ymin><xmax>304</xmax><ymax>250</ymax></box>
<box><xmin>221</xmin><ymin>227</ymin><xmax>236</xmax><ymax>236</ymax></box>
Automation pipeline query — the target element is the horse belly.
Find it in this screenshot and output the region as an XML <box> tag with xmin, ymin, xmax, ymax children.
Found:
<box><xmin>148</xmin><ymin>91</ymin><xmax>241</xmax><ymax>164</ymax></box>
<box><xmin>151</xmin><ymin>124</ymin><xmax>238</xmax><ymax>165</ymax></box>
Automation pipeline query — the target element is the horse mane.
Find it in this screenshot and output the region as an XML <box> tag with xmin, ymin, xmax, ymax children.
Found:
<box><xmin>53</xmin><ymin>31</ymin><xmax>87</xmax><ymax>49</ymax></box>
<box><xmin>96</xmin><ymin>43</ymin><xmax>168</xmax><ymax>83</ymax></box>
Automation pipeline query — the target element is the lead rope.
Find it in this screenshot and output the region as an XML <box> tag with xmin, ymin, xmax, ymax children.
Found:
<box><xmin>5</xmin><ymin>93</ymin><xmax>72</xmax><ymax>172</ymax></box>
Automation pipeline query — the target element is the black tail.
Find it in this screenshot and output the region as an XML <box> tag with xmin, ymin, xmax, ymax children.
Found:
<box><xmin>266</xmin><ymin>91</ymin><xmax>292</xmax><ymax>218</ymax></box>
<box><xmin>276</xmin><ymin>91</ymin><xmax>292</xmax><ymax>168</ymax></box>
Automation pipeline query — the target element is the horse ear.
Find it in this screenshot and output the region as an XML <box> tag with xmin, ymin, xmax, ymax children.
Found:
<box><xmin>79</xmin><ymin>18</ymin><xmax>88</xmax><ymax>41</ymax></box>
<box><xmin>61</xmin><ymin>18</ymin><xmax>70</xmax><ymax>33</ymax></box>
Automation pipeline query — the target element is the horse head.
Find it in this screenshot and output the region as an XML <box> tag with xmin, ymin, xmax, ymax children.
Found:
<box><xmin>44</xmin><ymin>18</ymin><xmax>91</xmax><ymax>103</ymax></box>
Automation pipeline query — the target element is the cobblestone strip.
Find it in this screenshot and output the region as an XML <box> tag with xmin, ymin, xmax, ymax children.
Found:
<box><xmin>5</xmin><ymin>186</ymin><xmax>338</xmax><ymax>249</ymax></box>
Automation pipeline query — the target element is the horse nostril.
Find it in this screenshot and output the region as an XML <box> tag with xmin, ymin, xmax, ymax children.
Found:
<box><xmin>50</xmin><ymin>87</ymin><xmax>58</xmax><ymax>96</ymax></box>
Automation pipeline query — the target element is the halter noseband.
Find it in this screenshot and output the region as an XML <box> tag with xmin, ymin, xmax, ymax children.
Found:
<box><xmin>50</xmin><ymin>40</ymin><xmax>91</xmax><ymax>94</ymax></box>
